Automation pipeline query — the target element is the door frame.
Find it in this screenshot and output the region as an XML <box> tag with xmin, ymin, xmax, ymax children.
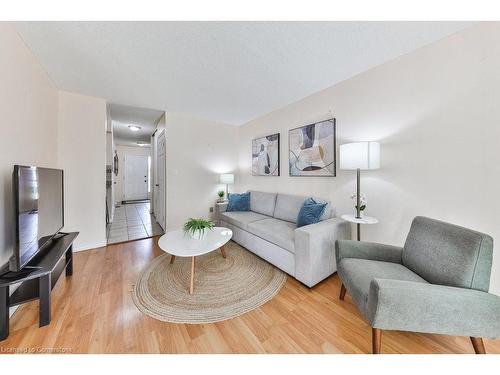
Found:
<box><xmin>151</xmin><ymin>132</ymin><xmax>157</xmax><ymax>215</ymax></box>
<box><xmin>152</xmin><ymin>128</ymin><xmax>166</xmax><ymax>231</ymax></box>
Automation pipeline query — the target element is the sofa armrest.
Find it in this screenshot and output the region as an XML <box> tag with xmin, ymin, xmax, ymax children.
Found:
<box><xmin>215</xmin><ymin>202</ymin><xmax>228</xmax><ymax>224</ymax></box>
<box><xmin>294</xmin><ymin>218</ymin><xmax>350</xmax><ymax>287</ymax></box>
<box><xmin>366</xmin><ymin>279</ymin><xmax>500</xmax><ymax>339</ymax></box>
<box><xmin>335</xmin><ymin>240</ymin><xmax>402</xmax><ymax>265</ymax></box>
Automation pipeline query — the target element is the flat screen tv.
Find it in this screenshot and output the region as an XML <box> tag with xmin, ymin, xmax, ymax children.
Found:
<box><xmin>10</xmin><ymin>165</ymin><xmax>64</xmax><ymax>272</ymax></box>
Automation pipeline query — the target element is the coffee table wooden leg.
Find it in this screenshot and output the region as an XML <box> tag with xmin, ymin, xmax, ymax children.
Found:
<box><xmin>220</xmin><ymin>245</ymin><xmax>226</xmax><ymax>259</ymax></box>
<box><xmin>170</xmin><ymin>255</ymin><xmax>176</xmax><ymax>264</ymax></box>
<box><xmin>189</xmin><ymin>256</ymin><xmax>195</xmax><ymax>294</ymax></box>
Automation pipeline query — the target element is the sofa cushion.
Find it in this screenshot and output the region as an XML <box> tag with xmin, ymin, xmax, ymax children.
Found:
<box><xmin>250</xmin><ymin>191</ymin><xmax>277</xmax><ymax>216</ymax></box>
<box><xmin>227</xmin><ymin>192</ymin><xmax>250</xmax><ymax>212</ymax></box>
<box><xmin>247</xmin><ymin>218</ymin><xmax>296</xmax><ymax>253</ymax></box>
<box><xmin>338</xmin><ymin>258</ymin><xmax>427</xmax><ymax>316</ymax></box>
<box><xmin>317</xmin><ymin>198</ymin><xmax>333</xmax><ymax>220</ymax></box>
<box><xmin>273</xmin><ymin>194</ymin><xmax>306</xmax><ymax>223</ymax></box>
<box><xmin>274</xmin><ymin>193</ymin><xmax>332</xmax><ymax>223</ymax></box>
<box><xmin>220</xmin><ymin>211</ymin><xmax>269</xmax><ymax>231</ymax></box>
<box><xmin>297</xmin><ymin>198</ymin><xmax>327</xmax><ymax>227</ymax></box>
<box><xmin>402</xmin><ymin>216</ymin><xmax>493</xmax><ymax>291</ymax></box>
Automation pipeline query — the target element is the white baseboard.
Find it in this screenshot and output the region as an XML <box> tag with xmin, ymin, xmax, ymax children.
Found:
<box><xmin>9</xmin><ymin>304</ymin><xmax>19</xmax><ymax>317</ymax></box>
<box><xmin>8</xmin><ymin>284</ymin><xmax>20</xmax><ymax>317</ymax></box>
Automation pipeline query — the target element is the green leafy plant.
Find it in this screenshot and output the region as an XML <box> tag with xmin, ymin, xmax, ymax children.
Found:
<box><xmin>217</xmin><ymin>190</ymin><xmax>225</xmax><ymax>200</ymax></box>
<box><xmin>183</xmin><ymin>218</ymin><xmax>215</xmax><ymax>239</ymax></box>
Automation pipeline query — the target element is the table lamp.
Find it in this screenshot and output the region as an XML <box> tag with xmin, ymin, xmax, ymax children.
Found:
<box><xmin>339</xmin><ymin>142</ymin><xmax>380</xmax><ymax>219</ymax></box>
<box><xmin>219</xmin><ymin>173</ymin><xmax>234</xmax><ymax>198</ymax></box>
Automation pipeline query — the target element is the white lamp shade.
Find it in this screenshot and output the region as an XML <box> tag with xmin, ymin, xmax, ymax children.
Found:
<box><xmin>219</xmin><ymin>173</ymin><xmax>235</xmax><ymax>184</ymax></box>
<box><xmin>339</xmin><ymin>142</ymin><xmax>380</xmax><ymax>170</ymax></box>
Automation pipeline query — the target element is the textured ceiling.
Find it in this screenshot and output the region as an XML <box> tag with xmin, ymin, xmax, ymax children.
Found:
<box><xmin>15</xmin><ymin>21</ymin><xmax>472</xmax><ymax>125</ymax></box>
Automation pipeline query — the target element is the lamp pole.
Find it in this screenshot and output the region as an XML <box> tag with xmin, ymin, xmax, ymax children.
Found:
<box><xmin>340</xmin><ymin>142</ymin><xmax>380</xmax><ymax>242</ymax></box>
<box><xmin>356</xmin><ymin>168</ymin><xmax>361</xmax><ymax>241</ymax></box>
<box><xmin>356</xmin><ymin>168</ymin><xmax>361</xmax><ymax>219</ymax></box>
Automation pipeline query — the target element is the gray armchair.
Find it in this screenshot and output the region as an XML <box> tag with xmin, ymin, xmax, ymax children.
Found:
<box><xmin>336</xmin><ymin>216</ymin><xmax>500</xmax><ymax>354</ymax></box>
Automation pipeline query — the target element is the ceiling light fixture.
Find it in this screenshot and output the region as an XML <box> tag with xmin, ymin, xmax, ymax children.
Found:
<box><xmin>137</xmin><ymin>141</ymin><xmax>149</xmax><ymax>147</ymax></box>
<box><xmin>128</xmin><ymin>125</ymin><xmax>142</xmax><ymax>132</ymax></box>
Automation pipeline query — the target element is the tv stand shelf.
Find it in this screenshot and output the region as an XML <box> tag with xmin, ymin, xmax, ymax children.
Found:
<box><xmin>0</xmin><ymin>231</ymin><xmax>78</xmax><ymax>341</ymax></box>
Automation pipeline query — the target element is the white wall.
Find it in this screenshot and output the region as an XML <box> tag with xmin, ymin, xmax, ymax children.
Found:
<box><xmin>58</xmin><ymin>91</ymin><xmax>107</xmax><ymax>251</ymax></box>
<box><xmin>165</xmin><ymin>113</ymin><xmax>238</xmax><ymax>229</ymax></box>
<box><xmin>114</xmin><ymin>144</ymin><xmax>152</xmax><ymax>204</ymax></box>
<box><xmin>0</xmin><ymin>23</ymin><xmax>59</xmax><ymax>266</ymax></box>
<box><xmin>236</xmin><ymin>23</ymin><xmax>500</xmax><ymax>294</ymax></box>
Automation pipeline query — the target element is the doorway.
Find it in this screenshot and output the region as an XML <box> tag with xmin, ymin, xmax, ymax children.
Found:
<box><xmin>124</xmin><ymin>154</ymin><xmax>149</xmax><ymax>202</ymax></box>
<box><xmin>105</xmin><ymin>103</ymin><xmax>166</xmax><ymax>245</ymax></box>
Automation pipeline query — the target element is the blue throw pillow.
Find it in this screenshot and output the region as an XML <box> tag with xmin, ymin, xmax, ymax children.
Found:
<box><xmin>297</xmin><ymin>197</ymin><xmax>327</xmax><ymax>227</ymax></box>
<box><xmin>227</xmin><ymin>192</ymin><xmax>250</xmax><ymax>212</ymax></box>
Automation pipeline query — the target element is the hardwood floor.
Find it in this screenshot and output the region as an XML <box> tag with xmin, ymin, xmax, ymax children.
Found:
<box><xmin>1</xmin><ymin>237</ymin><xmax>499</xmax><ymax>354</ymax></box>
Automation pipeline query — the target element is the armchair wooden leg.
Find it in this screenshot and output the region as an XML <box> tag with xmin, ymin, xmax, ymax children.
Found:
<box><xmin>339</xmin><ymin>283</ymin><xmax>346</xmax><ymax>300</ymax></box>
<box><xmin>372</xmin><ymin>328</ymin><xmax>382</xmax><ymax>354</ymax></box>
<box><xmin>470</xmin><ymin>337</ymin><xmax>486</xmax><ymax>354</ymax></box>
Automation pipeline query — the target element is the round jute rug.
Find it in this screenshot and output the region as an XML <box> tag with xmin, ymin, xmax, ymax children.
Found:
<box><xmin>132</xmin><ymin>241</ymin><xmax>286</xmax><ymax>324</ymax></box>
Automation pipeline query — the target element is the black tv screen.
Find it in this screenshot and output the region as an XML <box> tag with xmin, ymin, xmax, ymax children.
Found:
<box><xmin>11</xmin><ymin>165</ymin><xmax>64</xmax><ymax>271</ymax></box>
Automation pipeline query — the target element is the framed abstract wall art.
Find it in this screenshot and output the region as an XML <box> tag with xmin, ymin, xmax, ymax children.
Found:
<box><xmin>289</xmin><ymin>118</ymin><xmax>336</xmax><ymax>177</ymax></box>
<box><xmin>252</xmin><ymin>133</ymin><xmax>280</xmax><ymax>176</ymax></box>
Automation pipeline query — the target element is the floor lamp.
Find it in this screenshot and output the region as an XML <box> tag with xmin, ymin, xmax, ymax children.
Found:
<box><xmin>219</xmin><ymin>173</ymin><xmax>234</xmax><ymax>199</ymax></box>
<box><xmin>340</xmin><ymin>142</ymin><xmax>380</xmax><ymax>237</ymax></box>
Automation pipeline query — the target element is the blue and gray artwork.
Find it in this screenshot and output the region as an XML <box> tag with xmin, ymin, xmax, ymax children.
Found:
<box><xmin>252</xmin><ymin>133</ymin><xmax>280</xmax><ymax>176</ymax></box>
<box><xmin>289</xmin><ymin>119</ymin><xmax>336</xmax><ymax>176</ymax></box>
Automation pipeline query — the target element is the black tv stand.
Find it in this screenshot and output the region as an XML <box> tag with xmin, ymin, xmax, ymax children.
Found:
<box><xmin>0</xmin><ymin>266</ymin><xmax>41</xmax><ymax>279</ymax></box>
<box><xmin>0</xmin><ymin>232</ymin><xmax>78</xmax><ymax>341</ymax></box>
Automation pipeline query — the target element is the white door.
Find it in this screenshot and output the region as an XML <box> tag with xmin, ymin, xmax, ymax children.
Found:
<box><xmin>124</xmin><ymin>155</ymin><xmax>149</xmax><ymax>201</ymax></box>
<box><xmin>157</xmin><ymin>131</ymin><xmax>166</xmax><ymax>230</ymax></box>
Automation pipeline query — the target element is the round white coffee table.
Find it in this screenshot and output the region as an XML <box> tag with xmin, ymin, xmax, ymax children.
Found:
<box><xmin>158</xmin><ymin>227</ymin><xmax>233</xmax><ymax>294</ymax></box>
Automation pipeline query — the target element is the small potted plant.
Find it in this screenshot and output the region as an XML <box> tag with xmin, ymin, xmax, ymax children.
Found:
<box><xmin>183</xmin><ymin>218</ymin><xmax>215</xmax><ymax>240</ymax></box>
<box><xmin>217</xmin><ymin>190</ymin><xmax>225</xmax><ymax>202</ymax></box>
<box><xmin>350</xmin><ymin>192</ymin><xmax>367</xmax><ymax>218</ymax></box>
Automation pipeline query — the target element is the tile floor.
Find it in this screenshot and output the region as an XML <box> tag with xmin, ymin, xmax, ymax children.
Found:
<box><xmin>106</xmin><ymin>201</ymin><xmax>164</xmax><ymax>244</ymax></box>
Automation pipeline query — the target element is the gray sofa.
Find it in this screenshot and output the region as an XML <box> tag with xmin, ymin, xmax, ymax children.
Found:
<box><xmin>218</xmin><ymin>190</ymin><xmax>350</xmax><ymax>287</ymax></box>
<box><xmin>336</xmin><ymin>216</ymin><xmax>500</xmax><ymax>354</ymax></box>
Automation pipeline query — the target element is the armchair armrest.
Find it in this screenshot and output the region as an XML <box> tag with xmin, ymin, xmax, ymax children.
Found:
<box><xmin>294</xmin><ymin>218</ymin><xmax>350</xmax><ymax>287</ymax></box>
<box><xmin>366</xmin><ymin>279</ymin><xmax>500</xmax><ymax>339</ymax></box>
<box><xmin>335</xmin><ymin>240</ymin><xmax>402</xmax><ymax>265</ymax></box>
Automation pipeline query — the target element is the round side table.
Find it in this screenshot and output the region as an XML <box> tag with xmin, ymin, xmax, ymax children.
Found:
<box><xmin>341</xmin><ymin>214</ymin><xmax>378</xmax><ymax>241</ymax></box>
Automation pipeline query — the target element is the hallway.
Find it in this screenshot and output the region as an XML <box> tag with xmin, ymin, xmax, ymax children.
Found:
<box><xmin>106</xmin><ymin>201</ymin><xmax>164</xmax><ymax>244</ymax></box>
